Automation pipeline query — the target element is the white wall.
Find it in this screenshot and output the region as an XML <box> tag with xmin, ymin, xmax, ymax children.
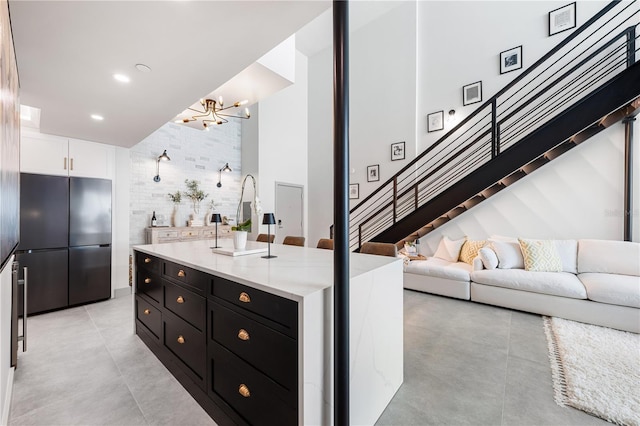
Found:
<box><xmin>0</xmin><ymin>258</ymin><xmax>13</xmax><ymax>425</ymax></box>
<box><xmin>129</xmin><ymin>122</ymin><xmax>242</xmax><ymax>245</ymax></box>
<box><xmin>417</xmin><ymin>122</ymin><xmax>638</xmax><ymax>254</ymax></box>
<box><xmin>113</xmin><ymin>147</ymin><xmax>131</xmax><ymax>294</ymax></box>
<box><xmin>256</xmin><ymin>50</ymin><xmax>309</xmax><ymax>244</ymax></box>
<box><xmin>307</xmin><ymin>1</ymin><xmax>418</xmax><ymax>247</ymax></box>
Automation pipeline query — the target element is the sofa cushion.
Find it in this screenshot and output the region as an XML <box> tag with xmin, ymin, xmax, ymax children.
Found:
<box><xmin>519</xmin><ymin>238</ymin><xmax>562</xmax><ymax>272</ymax></box>
<box><xmin>579</xmin><ymin>273</ymin><xmax>640</xmax><ymax>308</ymax></box>
<box><xmin>433</xmin><ymin>236</ymin><xmax>467</xmax><ymax>263</ymax></box>
<box><xmin>470</xmin><ymin>269</ymin><xmax>587</xmax><ymax>299</ymax></box>
<box><xmin>404</xmin><ymin>258</ymin><xmax>472</xmax><ymax>282</ymax></box>
<box><xmin>578</xmin><ymin>239</ymin><xmax>640</xmax><ymax>276</ymax></box>
<box><xmin>554</xmin><ymin>239</ymin><xmax>578</xmax><ymax>274</ymax></box>
<box><xmin>459</xmin><ymin>240</ymin><xmax>486</xmax><ymax>265</ymax></box>
<box><xmin>478</xmin><ymin>247</ymin><xmax>499</xmax><ymax>270</ymax></box>
<box><xmin>489</xmin><ymin>239</ymin><xmax>524</xmax><ymax>269</ymax></box>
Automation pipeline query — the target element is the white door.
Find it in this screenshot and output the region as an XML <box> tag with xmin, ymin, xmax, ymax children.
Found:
<box><xmin>275</xmin><ymin>182</ymin><xmax>303</xmax><ymax>245</ymax></box>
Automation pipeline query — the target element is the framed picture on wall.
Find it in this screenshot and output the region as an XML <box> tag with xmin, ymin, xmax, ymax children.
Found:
<box><xmin>427</xmin><ymin>111</ymin><xmax>444</xmax><ymax>133</ymax></box>
<box><xmin>463</xmin><ymin>81</ymin><xmax>482</xmax><ymax>106</ymax></box>
<box><xmin>500</xmin><ymin>45</ymin><xmax>523</xmax><ymax>74</ymax></box>
<box><xmin>367</xmin><ymin>164</ymin><xmax>380</xmax><ymax>182</ymax></box>
<box><xmin>549</xmin><ymin>2</ymin><xmax>576</xmax><ymax>36</ymax></box>
<box><xmin>349</xmin><ymin>183</ymin><xmax>360</xmax><ymax>199</ymax></box>
<box><xmin>391</xmin><ymin>141</ymin><xmax>405</xmax><ymax>161</ymax></box>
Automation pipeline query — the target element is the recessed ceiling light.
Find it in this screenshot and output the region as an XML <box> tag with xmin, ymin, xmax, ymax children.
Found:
<box><xmin>135</xmin><ymin>63</ymin><xmax>152</xmax><ymax>73</ymax></box>
<box><xmin>91</xmin><ymin>114</ymin><xmax>104</xmax><ymax>121</ymax></box>
<box><xmin>113</xmin><ymin>73</ymin><xmax>130</xmax><ymax>83</ymax></box>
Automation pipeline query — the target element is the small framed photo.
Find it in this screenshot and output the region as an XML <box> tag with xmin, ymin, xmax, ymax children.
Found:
<box><xmin>349</xmin><ymin>183</ymin><xmax>359</xmax><ymax>199</ymax></box>
<box><xmin>500</xmin><ymin>45</ymin><xmax>523</xmax><ymax>74</ymax></box>
<box><xmin>391</xmin><ymin>141</ymin><xmax>405</xmax><ymax>161</ymax></box>
<box><xmin>367</xmin><ymin>164</ymin><xmax>380</xmax><ymax>182</ymax></box>
<box><xmin>427</xmin><ymin>110</ymin><xmax>444</xmax><ymax>133</ymax></box>
<box><xmin>549</xmin><ymin>2</ymin><xmax>576</xmax><ymax>36</ymax></box>
<box><xmin>463</xmin><ymin>81</ymin><xmax>482</xmax><ymax>106</ymax></box>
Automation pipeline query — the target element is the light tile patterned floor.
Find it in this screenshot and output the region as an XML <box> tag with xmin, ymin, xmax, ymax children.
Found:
<box><xmin>9</xmin><ymin>291</ymin><xmax>608</xmax><ymax>425</ymax></box>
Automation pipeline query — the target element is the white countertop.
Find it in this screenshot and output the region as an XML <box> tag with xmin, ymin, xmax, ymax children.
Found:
<box><xmin>133</xmin><ymin>239</ymin><xmax>400</xmax><ymax>301</ymax></box>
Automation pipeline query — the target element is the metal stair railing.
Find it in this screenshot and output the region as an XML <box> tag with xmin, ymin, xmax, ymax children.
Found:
<box><xmin>347</xmin><ymin>0</ymin><xmax>639</xmax><ymax>251</ymax></box>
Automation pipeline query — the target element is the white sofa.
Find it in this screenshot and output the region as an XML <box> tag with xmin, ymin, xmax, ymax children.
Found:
<box><xmin>403</xmin><ymin>238</ymin><xmax>640</xmax><ymax>333</ymax></box>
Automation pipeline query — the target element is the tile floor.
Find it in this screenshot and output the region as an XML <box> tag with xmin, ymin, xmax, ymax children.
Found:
<box><xmin>8</xmin><ymin>290</ymin><xmax>609</xmax><ymax>425</ymax></box>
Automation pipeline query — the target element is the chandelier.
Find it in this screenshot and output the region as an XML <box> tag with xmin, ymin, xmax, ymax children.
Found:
<box><xmin>177</xmin><ymin>97</ymin><xmax>250</xmax><ymax>130</ymax></box>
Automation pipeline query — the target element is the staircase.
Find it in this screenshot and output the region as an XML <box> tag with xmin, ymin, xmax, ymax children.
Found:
<box><xmin>348</xmin><ymin>0</ymin><xmax>640</xmax><ymax>251</ymax></box>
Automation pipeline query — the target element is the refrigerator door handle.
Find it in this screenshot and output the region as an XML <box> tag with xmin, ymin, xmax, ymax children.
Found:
<box><xmin>18</xmin><ymin>267</ymin><xmax>27</xmax><ymax>352</ymax></box>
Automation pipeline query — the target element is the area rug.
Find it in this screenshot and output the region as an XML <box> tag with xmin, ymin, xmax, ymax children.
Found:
<box><xmin>543</xmin><ymin>317</ymin><xmax>640</xmax><ymax>426</ymax></box>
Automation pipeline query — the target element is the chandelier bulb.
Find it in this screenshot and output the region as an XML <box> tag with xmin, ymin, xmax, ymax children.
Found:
<box><xmin>244</xmin><ymin>108</ymin><xmax>251</xmax><ymax>118</ymax></box>
<box><xmin>218</xmin><ymin>96</ymin><xmax>224</xmax><ymax>106</ymax></box>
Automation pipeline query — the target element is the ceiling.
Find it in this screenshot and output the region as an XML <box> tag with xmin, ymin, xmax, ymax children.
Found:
<box><xmin>9</xmin><ymin>0</ymin><xmax>330</xmax><ymax>148</ymax></box>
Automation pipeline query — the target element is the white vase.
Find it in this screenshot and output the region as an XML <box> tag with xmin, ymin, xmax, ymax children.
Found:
<box><xmin>171</xmin><ymin>206</ymin><xmax>182</xmax><ymax>227</ymax></box>
<box><xmin>233</xmin><ymin>231</ymin><xmax>248</xmax><ymax>250</ymax></box>
<box><xmin>204</xmin><ymin>209</ymin><xmax>211</xmax><ymax>226</ymax></box>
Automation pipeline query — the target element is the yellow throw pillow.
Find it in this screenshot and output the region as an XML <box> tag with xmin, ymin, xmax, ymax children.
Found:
<box><xmin>518</xmin><ymin>238</ymin><xmax>562</xmax><ymax>272</ymax></box>
<box><xmin>459</xmin><ymin>239</ymin><xmax>486</xmax><ymax>265</ymax></box>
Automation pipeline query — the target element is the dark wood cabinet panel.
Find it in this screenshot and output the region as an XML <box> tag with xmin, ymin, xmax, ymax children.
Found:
<box><xmin>135</xmin><ymin>252</ymin><xmax>161</xmax><ymax>275</ymax></box>
<box><xmin>136</xmin><ymin>270</ymin><xmax>162</xmax><ymax>306</ymax></box>
<box><xmin>163</xmin><ymin>310</ymin><xmax>206</xmax><ymax>386</ymax></box>
<box><xmin>210</xmin><ymin>301</ymin><xmax>297</xmax><ymax>394</ymax></box>
<box><xmin>163</xmin><ymin>261</ymin><xmax>209</xmax><ymax>295</ymax></box>
<box><xmin>211</xmin><ymin>277</ymin><xmax>297</xmax><ymax>337</ymax></box>
<box><xmin>164</xmin><ymin>280</ymin><xmax>206</xmax><ymax>331</ymax></box>
<box><xmin>211</xmin><ymin>343</ymin><xmax>297</xmax><ymax>426</ymax></box>
<box><xmin>136</xmin><ymin>296</ymin><xmax>161</xmax><ymax>340</ymax></box>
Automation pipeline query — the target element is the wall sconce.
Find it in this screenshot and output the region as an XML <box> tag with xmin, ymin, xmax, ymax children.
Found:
<box><xmin>153</xmin><ymin>150</ymin><xmax>170</xmax><ymax>182</ymax></box>
<box><xmin>448</xmin><ymin>109</ymin><xmax>456</xmax><ymax>122</ymax></box>
<box><xmin>261</xmin><ymin>213</ymin><xmax>277</xmax><ymax>259</ymax></box>
<box><xmin>217</xmin><ymin>162</ymin><xmax>232</xmax><ymax>188</ymax></box>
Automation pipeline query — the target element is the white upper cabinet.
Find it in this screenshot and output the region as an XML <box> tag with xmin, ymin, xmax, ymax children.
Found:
<box><xmin>20</xmin><ymin>131</ymin><xmax>115</xmax><ymax>179</ymax></box>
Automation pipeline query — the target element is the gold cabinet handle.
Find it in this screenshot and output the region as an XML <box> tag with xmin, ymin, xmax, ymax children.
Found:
<box><xmin>143</xmin><ymin>309</ymin><xmax>150</xmax><ymax>315</ymax></box>
<box><xmin>63</xmin><ymin>157</ymin><xmax>67</xmax><ymax>170</ymax></box>
<box><xmin>176</xmin><ymin>296</ymin><xmax>184</xmax><ymax>304</ymax></box>
<box><xmin>144</xmin><ymin>277</ymin><xmax>151</xmax><ymax>284</ymax></box>
<box><xmin>177</xmin><ymin>335</ymin><xmax>185</xmax><ymax>344</ymax></box>
<box><xmin>238</xmin><ymin>329</ymin><xmax>250</xmax><ymax>341</ymax></box>
<box><xmin>178</xmin><ymin>269</ymin><xmax>186</xmax><ymax>277</ymax></box>
<box><xmin>70</xmin><ymin>158</ymin><xmax>74</xmax><ymax>171</ymax></box>
<box><xmin>238</xmin><ymin>384</ymin><xmax>251</xmax><ymax>398</ymax></box>
<box><xmin>239</xmin><ymin>292</ymin><xmax>251</xmax><ymax>303</ymax></box>
<box><xmin>144</xmin><ymin>257</ymin><xmax>151</xmax><ymax>264</ymax></box>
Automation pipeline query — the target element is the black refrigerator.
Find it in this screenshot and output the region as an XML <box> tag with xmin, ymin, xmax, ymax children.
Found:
<box><xmin>17</xmin><ymin>173</ymin><xmax>112</xmax><ymax>315</ymax></box>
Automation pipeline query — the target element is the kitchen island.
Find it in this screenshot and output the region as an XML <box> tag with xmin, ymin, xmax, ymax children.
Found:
<box><xmin>133</xmin><ymin>239</ymin><xmax>403</xmax><ymax>426</ymax></box>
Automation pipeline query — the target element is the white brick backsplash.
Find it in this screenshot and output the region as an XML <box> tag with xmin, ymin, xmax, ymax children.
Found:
<box><xmin>130</xmin><ymin>121</ymin><xmax>242</xmax><ymax>244</ymax></box>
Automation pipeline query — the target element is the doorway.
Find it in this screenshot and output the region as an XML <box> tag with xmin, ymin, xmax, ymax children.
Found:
<box><xmin>275</xmin><ymin>182</ymin><xmax>304</xmax><ymax>245</ymax></box>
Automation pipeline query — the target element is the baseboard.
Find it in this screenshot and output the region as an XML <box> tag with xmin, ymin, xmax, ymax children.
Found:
<box><xmin>2</xmin><ymin>367</ymin><xmax>14</xmax><ymax>426</ymax></box>
<box><xmin>114</xmin><ymin>287</ymin><xmax>132</xmax><ymax>299</ymax></box>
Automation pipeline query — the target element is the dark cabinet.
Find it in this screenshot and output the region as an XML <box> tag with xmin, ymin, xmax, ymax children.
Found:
<box><xmin>134</xmin><ymin>250</ymin><xmax>299</xmax><ymax>426</ymax></box>
<box><xmin>16</xmin><ymin>249</ymin><xmax>68</xmax><ymax>315</ymax></box>
<box><xmin>69</xmin><ymin>245</ymin><xmax>111</xmax><ymax>305</ymax></box>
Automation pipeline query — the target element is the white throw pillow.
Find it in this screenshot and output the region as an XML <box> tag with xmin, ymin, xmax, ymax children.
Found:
<box><xmin>490</xmin><ymin>238</ymin><xmax>524</xmax><ymax>269</ymax></box>
<box><xmin>554</xmin><ymin>240</ymin><xmax>578</xmax><ymax>274</ymax></box>
<box><xmin>478</xmin><ymin>247</ymin><xmax>499</xmax><ymax>270</ymax></box>
<box><xmin>433</xmin><ymin>236</ymin><xmax>467</xmax><ymax>263</ymax></box>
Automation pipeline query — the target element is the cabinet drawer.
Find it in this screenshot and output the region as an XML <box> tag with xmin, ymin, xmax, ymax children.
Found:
<box><xmin>211</xmin><ymin>343</ymin><xmax>296</xmax><ymax>426</ymax></box>
<box><xmin>212</xmin><ymin>277</ymin><xmax>297</xmax><ymax>337</ymax></box>
<box><xmin>136</xmin><ymin>252</ymin><xmax>160</xmax><ymax>275</ymax></box>
<box><xmin>136</xmin><ymin>270</ymin><xmax>162</xmax><ymax>306</ymax></box>
<box><xmin>202</xmin><ymin>229</ymin><xmax>217</xmax><ymax>237</ymax></box>
<box><xmin>164</xmin><ymin>313</ymin><xmax>206</xmax><ymax>382</ymax></box>
<box><xmin>180</xmin><ymin>230</ymin><xmax>200</xmax><ymax>238</ymax></box>
<box><xmin>211</xmin><ymin>302</ymin><xmax>297</xmax><ymax>392</ymax></box>
<box><xmin>156</xmin><ymin>230</ymin><xmax>179</xmax><ymax>239</ymax></box>
<box><xmin>136</xmin><ymin>296</ymin><xmax>161</xmax><ymax>340</ymax></box>
<box><xmin>165</xmin><ymin>281</ymin><xmax>206</xmax><ymax>331</ymax></box>
<box><xmin>163</xmin><ymin>261</ymin><xmax>208</xmax><ymax>295</ymax></box>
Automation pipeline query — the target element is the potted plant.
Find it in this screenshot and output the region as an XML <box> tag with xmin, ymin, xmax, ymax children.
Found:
<box><xmin>183</xmin><ymin>179</ymin><xmax>208</xmax><ymax>218</ymax></box>
<box><xmin>168</xmin><ymin>190</ymin><xmax>182</xmax><ymax>227</ymax></box>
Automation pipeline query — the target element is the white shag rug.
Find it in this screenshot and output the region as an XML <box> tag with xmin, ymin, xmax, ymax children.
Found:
<box><xmin>543</xmin><ymin>317</ymin><xmax>640</xmax><ymax>426</ymax></box>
